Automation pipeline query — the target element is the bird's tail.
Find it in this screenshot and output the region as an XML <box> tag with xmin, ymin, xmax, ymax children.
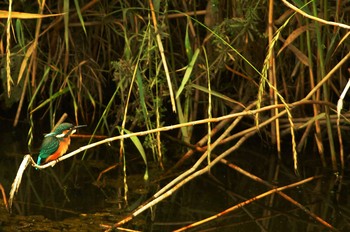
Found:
<box><xmin>36</xmin><ymin>157</ymin><xmax>42</xmax><ymax>170</ymax></box>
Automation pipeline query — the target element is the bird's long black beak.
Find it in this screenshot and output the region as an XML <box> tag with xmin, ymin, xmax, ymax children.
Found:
<box><xmin>74</xmin><ymin>125</ymin><xmax>87</xmax><ymax>129</ymax></box>
<box><xmin>65</xmin><ymin>125</ymin><xmax>87</xmax><ymax>137</ymax></box>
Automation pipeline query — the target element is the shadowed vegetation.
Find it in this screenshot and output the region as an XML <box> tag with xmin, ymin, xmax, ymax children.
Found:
<box><xmin>1</xmin><ymin>0</ymin><xmax>350</xmax><ymax>231</ymax></box>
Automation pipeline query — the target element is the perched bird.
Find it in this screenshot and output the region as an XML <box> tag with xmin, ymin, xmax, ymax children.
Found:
<box><xmin>36</xmin><ymin>123</ymin><xmax>84</xmax><ymax>166</ymax></box>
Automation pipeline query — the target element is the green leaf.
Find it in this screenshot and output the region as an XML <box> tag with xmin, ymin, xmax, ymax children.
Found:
<box><xmin>74</xmin><ymin>0</ymin><xmax>87</xmax><ymax>35</ymax></box>
<box><xmin>176</xmin><ymin>48</ymin><xmax>200</xmax><ymax>99</ymax></box>
<box><xmin>63</xmin><ymin>0</ymin><xmax>69</xmax><ymax>52</ymax></box>
<box><xmin>136</xmin><ymin>68</ymin><xmax>148</xmax><ymax>121</ymax></box>
<box><xmin>15</xmin><ymin>19</ymin><xmax>25</xmax><ymax>48</ymax></box>
<box><xmin>122</xmin><ymin>127</ymin><xmax>149</xmax><ymax>181</ymax></box>
<box><xmin>190</xmin><ymin>83</ymin><xmax>246</xmax><ymax>109</ymax></box>
<box><xmin>28</xmin><ymin>66</ymin><xmax>51</xmax><ymax>109</ymax></box>
<box><xmin>185</xmin><ymin>20</ymin><xmax>193</xmax><ymax>61</ymax></box>
<box><xmin>291</xmin><ymin>0</ymin><xmax>312</xmax><ymax>14</ymax></box>
<box><xmin>30</xmin><ymin>87</ymin><xmax>70</xmax><ymax>114</ymax></box>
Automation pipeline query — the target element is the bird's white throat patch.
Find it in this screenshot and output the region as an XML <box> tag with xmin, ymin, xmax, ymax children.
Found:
<box><xmin>56</xmin><ymin>128</ymin><xmax>77</xmax><ymax>138</ymax></box>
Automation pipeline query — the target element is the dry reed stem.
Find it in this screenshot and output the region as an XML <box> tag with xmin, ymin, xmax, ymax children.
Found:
<box><xmin>337</xmin><ymin>118</ymin><xmax>344</xmax><ymax>172</ymax></box>
<box><xmin>305</xmin><ymin>54</ymin><xmax>350</xmax><ymax>101</ymax></box>
<box><xmin>118</xmin><ymin>45</ymin><xmax>142</xmax><ymax>205</ymax></box>
<box><xmin>8</xmin><ymin>155</ymin><xmax>32</xmax><ymax>212</ymax></box>
<box><xmin>168</xmin><ymin>98</ymin><xmax>253</xmax><ymax>172</ymax></box>
<box><xmin>0</xmin><ymin>183</ymin><xmax>9</xmax><ymax>212</ymax></box>
<box><xmin>149</xmin><ymin>0</ymin><xmax>176</xmax><ymax>112</ymax></box>
<box><xmin>220</xmin><ymin>108</ymin><xmax>288</xmax><ymax>145</ymax></box>
<box><xmin>307</xmin><ymin>30</ymin><xmax>324</xmax><ymax>165</ymax></box>
<box><xmin>268</xmin><ymin>0</ymin><xmax>279</xmax><ymax>151</ymax></box>
<box><xmin>99</xmin><ymin>223</ymin><xmax>141</xmax><ymax>232</ymax></box>
<box><xmin>279</xmin><ymin>111</ymin><xmax>350</xmax><ymax>124</ymax></box>
<box><xmin>158</xmin><ymin>10</ymin><xmax>207</xmax><ymax>19</ymax></box>
<box><xmin>258</xmin><ymin>12</ymin><xmax>298</xmax><ymax>173</ymax></box>
<box><xmin>282</xmin><ymin>0</ymin><xmax>350</xmax><ymax>29</ymax></box>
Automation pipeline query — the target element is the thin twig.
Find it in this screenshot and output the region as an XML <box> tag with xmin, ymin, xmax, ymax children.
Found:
<box><xmin>281</xmin><ymin>0</ymin><xmax>350</xmax><ymax>29</ymax></box>
<box><xmin>0</xmin><ymin>183</ymin><xmax>9</xmax><ymax>212</ymax></box>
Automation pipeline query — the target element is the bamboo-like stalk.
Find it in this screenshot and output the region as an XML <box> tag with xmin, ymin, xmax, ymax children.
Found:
<box><xmin>149</xmin><ymin>0</ymin><xmax>176</xmax><ymax>112</ymax></box>
<box><xmin>266</xmin><ymin>9</ymin><xmax>282</xmax><ymax>227</ymax></box>
<box><xmin>268</xmin><ymin>0</ymin><xmax>279</xmax><ymax>152</ymax></box>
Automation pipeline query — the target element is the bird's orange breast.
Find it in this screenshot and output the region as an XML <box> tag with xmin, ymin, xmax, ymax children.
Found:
<box><xmin>44</xmin><ymin>137</ymin><xmax>71</xmax><ymax>163</ymax></box>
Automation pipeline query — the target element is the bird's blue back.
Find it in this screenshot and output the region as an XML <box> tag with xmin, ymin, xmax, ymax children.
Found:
<box><xmin>37</xmin><ymin>135</ymin><xmax>60</xmax><ymax>165</ymax></box>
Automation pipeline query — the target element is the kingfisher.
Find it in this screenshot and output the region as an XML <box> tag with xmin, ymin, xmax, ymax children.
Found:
<box><xmin>36</xmin><ymin>123</ymin><xmax>85</xmax><ymax>167</ymax></box>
